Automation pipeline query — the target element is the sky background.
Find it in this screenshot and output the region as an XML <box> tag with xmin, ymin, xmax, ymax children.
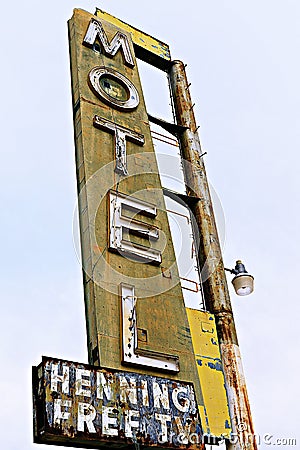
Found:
<box><xmin>1</xmin><ymin>1</ymin><xmax>299</xmax><ymax>448</ymax></box>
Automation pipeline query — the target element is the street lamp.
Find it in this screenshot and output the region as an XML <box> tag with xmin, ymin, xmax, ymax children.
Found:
<box><xmin>225</xmin><ymin>260</ymin><xmax>254</xmax><ymax>296</ymax></box>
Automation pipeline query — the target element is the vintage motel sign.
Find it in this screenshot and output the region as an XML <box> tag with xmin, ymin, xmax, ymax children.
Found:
<box><xmin>32</xmin><ymin>8</ymin><xmax>231</xmax><ymax>448</ymax></box>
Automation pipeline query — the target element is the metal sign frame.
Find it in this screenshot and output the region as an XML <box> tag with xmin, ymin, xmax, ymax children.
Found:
<box><xmin>33</xmin><ymin>357</ymin><xmax>202</xmax><ymax>449</ymax></box>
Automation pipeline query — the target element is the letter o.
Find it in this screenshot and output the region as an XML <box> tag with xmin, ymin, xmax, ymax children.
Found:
<box><xmin>88</xmin><ymin>66</ymin><xmax>139</xmax><ymax>111</ymax></box>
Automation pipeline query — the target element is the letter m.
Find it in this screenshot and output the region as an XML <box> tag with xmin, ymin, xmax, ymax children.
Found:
<box><xmin>83</xmin><ymin>18</ymin><xmax>135</xmax><ymax>67</ymax></box>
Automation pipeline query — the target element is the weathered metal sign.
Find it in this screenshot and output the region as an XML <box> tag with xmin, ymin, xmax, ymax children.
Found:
<box><xmin>31</xmin><ymin>9</ymin><xmax>231</xmax><ymax>450</ymax></box>
<box><xmin>33</xmin><ymin>357</ymin><xmax>202</xmax><ymax>448</ymax></box>
<box><xmin>67</xmin><ymin>7</ymin><xmax>204</xmax><ymax>417</ymax></box>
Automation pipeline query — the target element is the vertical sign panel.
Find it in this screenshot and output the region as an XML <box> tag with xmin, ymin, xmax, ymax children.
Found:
<box><xmin>68</xmin><ymin>7</ymin><xmax>204</xmax><ymax>421</ymax></box>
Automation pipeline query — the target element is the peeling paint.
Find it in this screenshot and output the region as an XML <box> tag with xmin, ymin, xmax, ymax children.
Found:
<box><xmin>225</xmin><ymin>420</ymin><xmax>231</xmax><ymax>429</ymax></box>
<box><xmin>186</xmin><ymin>309</ymin><xmax>231</xmax><ymax>438</ymax></box>
<box><xmin>33</xmin><ymin>357</ymin><xmax>203</xmax><ymax>448</ymax></box>
<box><xmin>95</xmin><ymin>8</ymin><xmax>171</xmax><ymax>68</ymax></box>
<box><xmin>207</xmin><ymin>362</ymin><xmax>222</xmax><ymax>372</ymax></box>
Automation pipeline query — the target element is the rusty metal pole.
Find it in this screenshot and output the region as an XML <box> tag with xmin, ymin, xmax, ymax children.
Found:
<box><xmin>169</xmin><ymin>60</ymin><xmax>257</xmax><ymax>450</ymax></box>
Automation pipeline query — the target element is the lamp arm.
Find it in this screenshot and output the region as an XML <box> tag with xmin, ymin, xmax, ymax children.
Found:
<box><xmin>224</xmin><ymin>267</ymin><xmax>238</xmax><ymax>275</ymax></box>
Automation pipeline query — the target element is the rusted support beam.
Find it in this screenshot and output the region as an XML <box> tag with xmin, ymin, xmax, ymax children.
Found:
<box><xmin>169</xmin><ymin>60</ymin><xmax>257</xmax><ymax>450</ymax></box>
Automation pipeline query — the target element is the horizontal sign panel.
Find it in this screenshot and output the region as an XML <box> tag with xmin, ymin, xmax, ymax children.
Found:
<box><xmin>33</xmin><ymin>357</ymin><xmax>203</xmax><ymax>449</ymax></box>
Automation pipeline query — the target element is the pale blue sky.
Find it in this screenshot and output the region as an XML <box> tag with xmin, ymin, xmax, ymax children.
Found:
<box><xmin>0</xmin><ymin>1</ymin><xmax>299</xmax><ymax>448</ymax></box>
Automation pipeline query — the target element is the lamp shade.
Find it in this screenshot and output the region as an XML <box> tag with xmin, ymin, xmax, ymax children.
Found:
<box><xmin>232</xmin><ymin>273</ymin><xmax>254</xmax><ymax>296</ymax></box>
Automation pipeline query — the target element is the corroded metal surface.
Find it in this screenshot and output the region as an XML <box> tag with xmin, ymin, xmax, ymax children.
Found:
<box><xmin>221</xmin><ymin>344</ymin><xmax>257</xmax><ymax>450</ymax></box>
<box><xmin>169</xmin><ymin>61</ymin><xmax>257</xmax><ymax>450</ymax></box>
<box><xmin>168</xmin><ymin>61</ymin><xmax>234</xmax><ymax>320</ymax></box>
<box><xmin>33</xmin><ymin>357</ymin><xmax>203</xmax><ymax>448</ymax></box>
